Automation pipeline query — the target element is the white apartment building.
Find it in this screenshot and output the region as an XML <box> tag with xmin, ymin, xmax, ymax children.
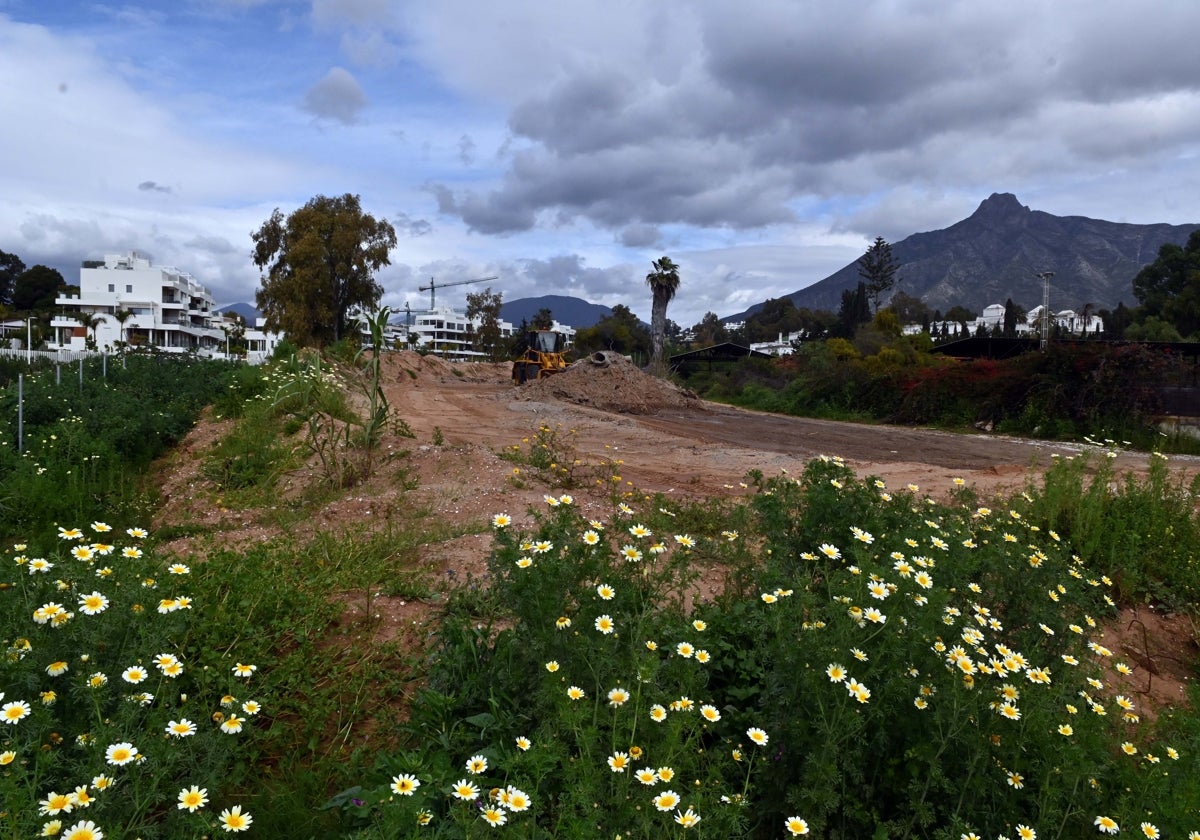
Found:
<box><xmin>48</xmin><ymin>251</ymin><xmax>279</xmax><ymax>362</ymax></box>
<box><xmin>377</xmin><ymin>306</ymin><xmax>575</xmax><ymax>359</ymax></box>
<box><xmin>50</xmin><ymin>251</ymin><xmax>224</xmax><ymax>355</ymax></box>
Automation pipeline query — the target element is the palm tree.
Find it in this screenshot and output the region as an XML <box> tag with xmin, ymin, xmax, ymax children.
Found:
<box><xmin>112</xmin><ymin>307</ymin><xmax>136</xmax><ymax>345</ymax></box>
<box><xmin>645</xmin><ymin>256</ymin><xmax>680</xmax><ymax>376</ymax></box>
<box><xmin>77</xmin><ymin>312</ymin><xmax>107</xmax><ymax>349</ymax></box>
<box><xmin>1079</xmin><ymin>302</ymin><xmax>1096</xmax><ymax>338</ymax></box>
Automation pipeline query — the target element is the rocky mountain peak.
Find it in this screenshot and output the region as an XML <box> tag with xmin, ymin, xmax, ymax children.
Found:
<box><xmin>732</xmin><ymin>194</ymin><xmax>1200</xmax><ymax>318</ymax></box>
<box><xmin>970</xmin><ymin>192</ymin><xmax>1030</xmax><ymax>221</ymax></box>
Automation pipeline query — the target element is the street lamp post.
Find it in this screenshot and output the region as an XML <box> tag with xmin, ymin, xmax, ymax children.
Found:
<box><xmin>1037</xmin><ymin>271</ymin><xmax>1055</xmax><ymax>350</ymax></box>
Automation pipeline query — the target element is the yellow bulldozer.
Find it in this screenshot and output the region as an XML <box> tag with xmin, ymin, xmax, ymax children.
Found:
<box><xmin>512</xmin><ymin>329</ymin><xmax>570</xmax><ymax>384</ymax></box>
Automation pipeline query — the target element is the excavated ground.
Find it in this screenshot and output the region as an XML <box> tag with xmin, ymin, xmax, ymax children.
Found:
<box><xmin>152</xmin><ymin>351</ymin><xmax>1199</xmax><ymax>714</ymax></box>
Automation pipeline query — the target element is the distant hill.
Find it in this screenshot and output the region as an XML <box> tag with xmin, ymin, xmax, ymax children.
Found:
<box><xmin>501</xmin><ymin>295</ymin><xmax>614</xmax><ymax>329</ymax></box>
<box><xmin>217</xmin><ymin>302</ymin><xmax>260</xmax><ymax>323</ymax></box>
<box><xmin>730</xmin><ymin>193</ymin><xmax>1200</xmax><ymax>319</ymax></box>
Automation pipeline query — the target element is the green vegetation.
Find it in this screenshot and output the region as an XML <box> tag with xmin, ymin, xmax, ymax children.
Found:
<box><xmin>1131</xmin><ymin>230</ymin><xmax>1200</xmax><ymax>340</ymax></box>
<box><xmin>573</xmin><ymin>303</ymin><xmax>652</xmax><ymax>363</ymax></box>
<box><xmin>647</xmin><ymin>256</ymin><xmax>681</xmax><ymax>376</ymax></box>
<box><xmin>465</xmin><ymin>289</ymin><xmax>507</xmax><ymax>362</ymax></box>
<box><xmin>0</xmin><ymin>355</ymin><xmax>237</xmax><ymax>535</ymax></box>
<box><xmin>336</xmin><ymin>456</ymin><xmax>1199</xmax><ymax>838</ymax></box>
<box><xmin>252</xmin><ymin>193</ymin><xmax>397</xmax><ymax>347</ymax></box>
<box><xmin>689</xmin><ymin>340</ymin><xmax>1200</xmax><ymax>453</ymax></box>
<box><xmin>858</xmin><ymin>236</ymin><xmax>900</xmax><ymax>314</ymax></box>
<box><xmin>2</xmin><ymin>355</ymin><xmax>1198</xmax><ymax>838</ymax></box>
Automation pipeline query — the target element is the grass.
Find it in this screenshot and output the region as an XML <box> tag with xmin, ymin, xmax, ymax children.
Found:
<box><xmin>2</xmin><ymin>354</ymin><xmax>1199</xmax><ymax>838</ymax></box>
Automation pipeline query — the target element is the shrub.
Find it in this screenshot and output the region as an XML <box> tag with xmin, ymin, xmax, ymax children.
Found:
<box><xmin>336</xmin><ymin>456</ymin><xmax>1200</xmax><ymax>838</ymax></box>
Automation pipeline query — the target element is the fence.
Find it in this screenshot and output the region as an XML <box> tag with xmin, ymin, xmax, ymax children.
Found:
<box><xmin>0</xmin><ymin>347</ymin><xmax>100</xmax><ymax>364</ymax></box>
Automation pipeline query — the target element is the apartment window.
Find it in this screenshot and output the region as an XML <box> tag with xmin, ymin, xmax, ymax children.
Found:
<box><xmin>108</xmin><ymin>284</ymin><xmax>115</xmax><ymax>293</ymax></box>
<box><xmin>126</xmin><ymin>285</ymin><xmax>133</xmax><ymax>293</ymax></box>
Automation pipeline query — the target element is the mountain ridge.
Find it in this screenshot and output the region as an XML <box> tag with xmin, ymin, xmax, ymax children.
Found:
<box><xmin>500</xmin><ymin>294</ymin><xmax>615</xmax><ymax>329</ymax></box>
<box><xmin>730</xmin><ymin>193</ymin><xmax>1200</xmax><ymax>320</ymax></box>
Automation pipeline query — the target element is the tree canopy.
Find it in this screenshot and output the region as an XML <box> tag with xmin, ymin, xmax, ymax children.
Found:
<box><xmin>466</xmin><ymin>288</ymin><xmax>505</xmax><ymax>361</ymax></box>
<box><xmin>1002</xmin><ymin>298</ymin><xmax>1025</xmax><ymax>338</ymax></box>
<box><xmin>690</xmin><ymin>312</ymin><xmax>729</xmax><ymax>346</ymax></box>
<box><xmin>645</xmin><ymin>256</ymin><xmax>680</xmax><ymax>375</ymax></box>
<box><xmin>573</xmin><ymin>304</ymin><xmax>651</xmax><ymax>359</ymax></box>
<box><xmin>885</xmin><ymin>291</ymin><xmax>930</xmax><ymax>329</ymax></box>
<box><xmin>857</xmin><ymin>236</ymin><xmax>900</xmax><ymax>313</ymax></box>
<box><xmin>834</xmin><ymin>281</ymin><xmax>872</xmax><ymax>338</ymax></box>
<box><xmin>742</xmin><ymin>297</ymin><xmax>835</xmax><ymax>344</ymax></box>
<box><xmin>1131</xmin><ymin>231</ymin><xmax>1200</xmax><ymax>339</ymax></box>
<box><xmin>12</xmin><ymin>265</ymin><xmax>66</xmax><ymax>312</ymax></box>
<box><xmin>252</xmin><ymin>194</ymin><xmax>397</xmax><ymax>347</ymax></box>
<box><xmin>0</xmin><ymin>249</ymin><xmax>26</xmax><ymax>307</ymax></box>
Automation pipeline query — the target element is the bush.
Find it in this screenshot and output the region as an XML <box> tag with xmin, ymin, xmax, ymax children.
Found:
<box><xmin>0</xmin><ymin>524</ymin><xmax>267</xmax><ymax>838</ymax></box>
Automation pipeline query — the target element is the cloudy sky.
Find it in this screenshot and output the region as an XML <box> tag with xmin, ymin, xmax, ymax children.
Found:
<box><xmin>3</xmin><ymin>0</ymin><xmax>1199</xmax><ymax>327</ymax></box>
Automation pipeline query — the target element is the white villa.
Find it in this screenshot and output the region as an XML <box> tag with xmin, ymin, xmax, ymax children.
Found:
<box><xmin>47</xmin><ymin>252</ymin><xmax>280</xmax><ymax>363</ymax></box>
<box><xmin>748</xmin><ymin>302</ymin><xmax>1106</xmax><ymax>356</ymax></box>
<box><xmin>920</xmin><ymin>304</ymin><xmax>1104</xmax><ymax>339</ymax></box>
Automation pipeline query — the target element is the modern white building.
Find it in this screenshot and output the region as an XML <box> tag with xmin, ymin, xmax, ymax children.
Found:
<box><xmin>749</xmin><ymin>329</ymin><xmax>825</xmax><ymax>356</ymax></box>
<box><xmin>919</xmin><ymin>303</ymin><xmax>1102</xmax><ymax>339</ymax></box>
<box><xmin>47</xmin><ymin>251</ymin><xmax>279</xmax><ymax>362</ymax></box>
<box><xmin>1025</xmin><ymin>306</ymin><xmax>1104</xmax><ymax>336</ymax></box>
<box><xmin>49</xmin><ymin>251</ymin><xmax>223</xmax><ymax>354</ymax></box>
<box><xmin>376</xmin><ymin>306</ymin><xmax>575</xmax><ymax>359</ymax></box>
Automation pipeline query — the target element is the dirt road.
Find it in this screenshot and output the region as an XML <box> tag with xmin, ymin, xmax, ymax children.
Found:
<box><xmin>382</xmin><ymin>353</ymin><xmax>1188</xmax><ymax>502</ymax></box>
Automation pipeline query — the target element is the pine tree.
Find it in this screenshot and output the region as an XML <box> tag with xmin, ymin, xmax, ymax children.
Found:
<box><xmin>858</xmin><ymin>237</ymin><xmax>901</xmax><ymax>313</ymax></box>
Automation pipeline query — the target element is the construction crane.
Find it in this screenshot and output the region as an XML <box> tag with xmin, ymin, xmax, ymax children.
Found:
<box><xmin>417</xmin><ymin>276</ymin><xmax>498</xmax><ymax>310</ymax></box>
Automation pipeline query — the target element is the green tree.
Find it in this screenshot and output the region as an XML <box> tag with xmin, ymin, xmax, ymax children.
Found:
<box><xmin>466</xmin><ymin>287</ymin><xmax>505</xmax><ymax>361</ymax></box>
<box><xmin>0</xmin><ymin>249</ymin><xmax>26</xmax><ymax>307</ymax></box>
<box><xmin>12</xmin><ymin>265</ymin><xmax>66</xmax><ymax>311</ymax></box>
<box><xmin>943</xmin><ymin>305</ymin><xmax>976</xmax><ymax>337</ymax></box>
<box><xmin>645</xmin><ymin>256</ymin><xmax>680</xmax><ymax>375</ymax></box>
<box><xmin>573</xmin><ymin>304</ymin><xmax>651</xmax><ymax>359</ymax></box>
<box><xmin>1124</xmin><ymin>316</ymin><xmax>1183</xmax><ymax>342</ymax></box>
<box><xmin>886</xmin><ymin>290</ymin><xmax>929</xmax><ymax>327</ymax></box>
<box><xmin>252</xmin><ymin>193</ymin><xmax>397</xmax><ymax>347</ymax></box>
<box><xmin>76</xmin><ymin>312</ymin><xmax>107</xmax><ymax>349</ymax></box>
<box><xmin>531</xmin><ymin>307</ymin><xmax>554</xmax><ymax>330</ymax></box>
<box><xmin>833</xmin><ymin>281</ymin><xmax>871</xmax><ymax>338</ymax></box>
<box><xmin>1002</xmin><ymin>298</ymin><xmax>1024</xmax><ymax>338</ymax></box>
<box><xmin>691</xmin><ymin>312</ymin><xmax>728</xmax><ymax>346</ymax></box>
<box><xmin>113</xmin><ymin>307</ymin><xmax>137</xmax><ymax>347</ymax></box>
<box><xmin>858</xmin><ymin>236</ymin><xmax>900</xmax><ymax>313</ymax></box>
<box><xmin>744</xmin><ymin>298</ymin><xmax>797</xmax><ymax>343</ymax></box>
<box><xmin>1132</xmin><ymin>231</ymin><xmax>1200</xmax><ymax>316</ymax></box>
<box><xmin>1100</xmin><ymin>302</ymin><xmax>1134</xmax><ymax>339</ymax></box>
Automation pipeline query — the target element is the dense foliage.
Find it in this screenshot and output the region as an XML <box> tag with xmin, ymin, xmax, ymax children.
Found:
<box><xmin>1132</xmin><ymin>230</ymin><xmax>1200</xmax><ymax>339</ymax></box>
<box><xmin>0</xmin><ymin>355</ymin><xmax>237</xmax><ymax>538</ymax></box>
<box><xmin>690</xmin><ymin>341</ymin><xmax>1196</xmax><ymax>450</ymax></box>
<box><xmin>252</xmin><ymin>193</ymin><xmax>397</xmax><ymax>347</ymax></box>
<box><xmin>339</xmin><ymin>446</ymin><xmax>1200</xmax><ymax>838</ymax></box>
<box><xmin>573</xmin><ymin>304</ymin><xmax>652</xmax><ymax>361</ymax></box>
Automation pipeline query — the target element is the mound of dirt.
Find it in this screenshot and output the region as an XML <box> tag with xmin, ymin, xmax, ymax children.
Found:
<box><xmin>516</xmin><ymin>352</ymin><xmax>703</xmax><ymax>415</ymax></box>
<box><xmin>382</xmin><ymin>351</ymin><xmax>509</xmax><ymax>384</ymax></box>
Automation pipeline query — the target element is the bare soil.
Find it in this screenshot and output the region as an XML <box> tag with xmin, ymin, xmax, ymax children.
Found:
<box><xmin>152</xmin><ymin>351</ymin><xmax>1199</xmax><ymax>711</ymax></box>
